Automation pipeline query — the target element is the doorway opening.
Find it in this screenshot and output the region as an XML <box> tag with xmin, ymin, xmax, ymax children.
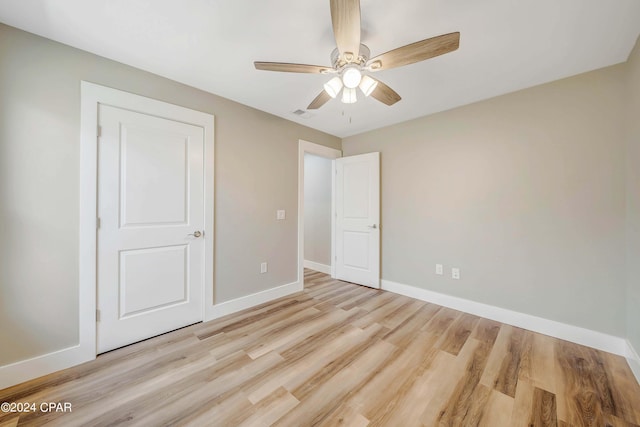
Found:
<box><xmin>297</xmin><ymin>140</ymin><xmax>341</xmax><ymax>286</ymax></box>
<box><xmin>303</xmin><ymin>153</ymin><xmax>334</xmax><ymax>275</ymax></box>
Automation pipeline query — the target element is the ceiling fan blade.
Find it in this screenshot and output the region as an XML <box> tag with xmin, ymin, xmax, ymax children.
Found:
<box><xmin>368</xmin><ymin>32</ymin><xmax>460</xmax><ymax>71</ymax></box>
<box><xmin>254</xmin><ymin>62</ymin><xmax>331</xmax><ymax>74</ymax></box>
<box><xmin>308</xmin><ymin>91</ymin><xmax>332</xmax><ymax>110</ymax></box>
<box><xmin>370</xmin><ymin>78</ymin><xmax>401</xmax><ymax>106</ymax></box>
<box><xmin>330</xmin><ymin>0</ymin><xmax>361</xmax><ymax>62</ymax></box>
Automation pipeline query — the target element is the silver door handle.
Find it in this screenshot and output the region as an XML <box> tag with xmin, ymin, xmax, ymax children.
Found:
<box><xmin>188</xmin><ymin>231</ymin><xmax>202</xmax><ymax>238</ymax></box>
<box><xmin>368</xmin><ymin>224</ymin><xmax>377</xmax><ymax>229</ymax></box>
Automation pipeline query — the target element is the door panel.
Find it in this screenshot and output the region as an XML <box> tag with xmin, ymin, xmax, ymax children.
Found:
<box><xmin>97</xmin><ymin>104</ymin><xmax>204</xmax><ymax>353</ymax></box>
<box><xmin>335</xmin><ymin>152</ymin><xmax>380</xmax><ymax>288</ymax></box>
<box><xmin>119</xmin><ymin>245</ymin><xmax>188</xmax><ymax>318</ymax></box>
<box><xmin>342</xmin><ymin>231</ymin><xmax>370</xmax><ymax>269</ymax></box>
<box><xmin>343</xmin><ymin>162</ymin><xmax>370</xmax><ymax>218</ymax></box>
<box><xmin>121</xmin><ymin>126</ymin><xmax>189</xmax><ymax>226</ymax></box>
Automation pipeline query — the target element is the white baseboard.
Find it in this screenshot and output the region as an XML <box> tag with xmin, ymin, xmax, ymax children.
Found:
<box><xmin>626</xmin><ymin>340</ymin><xmax>640</xmax><ymax>384</ymax></box>
<box><xmin>0</xmin><ymin>281</ymin><xmax>302</xmax><ymax>391</ymax></box>
<box><xmin>3</xmin><ymin>279</ymin><xmax>634</xmax><ymax>390</ymax></box>
<box><xmin>303</xmin><ymin>260</ymin><xmax>332</xmax><ymax>275</ymax></box>
<box><xmin>381</xmin><ymin>279</ymin><xmax>629</xmax><ymax>357</ymax></box>
<box><xmin>0</xmin><ymin>345</ymin><xmax>94</xmax><ymax>391</ymax></box>
<box><xmin>205</xmin><ymin>280</ymin><xmax>302</xmax><ymax>322</ymax></box>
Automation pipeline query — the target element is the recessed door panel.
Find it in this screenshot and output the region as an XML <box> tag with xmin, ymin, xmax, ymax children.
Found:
<box><xmin>121</xmin><ymin>125</ymin><xmax>188</xmax><ymax>227</ymax></box>
<box><xmin>342</xmin><ymin>231</ymin><xmax>370</xmax><ymax>270</ymax></box>
<box><xmin>119</xmin><ymin>245</ymin><xmax>188</xmax><ymax>318</ymax></box>
<box><xmin>343</xmin><ymin>162</ymin><xmax>370</xmax><ymax>219</ymax></box>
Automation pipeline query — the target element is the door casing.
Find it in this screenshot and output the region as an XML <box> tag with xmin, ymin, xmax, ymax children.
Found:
<box><xmin>80</xmin><ymin>81</ymin><xmax>215</xmax><ymax>359</ymax></box>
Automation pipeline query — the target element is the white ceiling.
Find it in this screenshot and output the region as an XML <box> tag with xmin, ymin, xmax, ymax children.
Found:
<box><xmin>1</xmin><ymin>0</ymin><xmax>639</xmax><ymax>137</ymax></box>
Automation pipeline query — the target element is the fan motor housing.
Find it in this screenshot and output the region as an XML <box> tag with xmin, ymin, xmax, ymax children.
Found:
<box><xmin>331</xmin><ymin>44</ymin><xmax>370</xmax><ymax>69</ymax></box>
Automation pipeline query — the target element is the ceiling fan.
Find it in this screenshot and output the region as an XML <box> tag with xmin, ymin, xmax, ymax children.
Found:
<box><xmin>254</xmin><ymin>0</ymin><xmax>460</xmax><ymax>110</ymax></box>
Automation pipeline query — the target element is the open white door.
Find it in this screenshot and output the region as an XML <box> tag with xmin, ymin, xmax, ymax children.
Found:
<box><xmin>97</xmin><ymin>104</ymin><xmax>205</xmax><ymax>353</ymax></box>
<box><xmin>335</xmin><ymin>152</ymin><xmax>380</xmax><ymax>288</ymax></box>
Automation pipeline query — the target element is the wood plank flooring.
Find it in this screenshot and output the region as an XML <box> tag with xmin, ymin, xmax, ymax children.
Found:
<box><xmin>1</xmin><ymin>269</ymin><xmax>639</xmax><ymax>426</ymax></box>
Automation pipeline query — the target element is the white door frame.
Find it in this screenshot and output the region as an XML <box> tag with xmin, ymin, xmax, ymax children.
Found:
<box><xmin>297</xmin><ymin>140</ymin><xmax>342</xmax><ymax>284</ymax></box>
<box><xmin>79</xmin><ymin>81</ymin><xmax>215</xmax><ymax>360</ymax></box>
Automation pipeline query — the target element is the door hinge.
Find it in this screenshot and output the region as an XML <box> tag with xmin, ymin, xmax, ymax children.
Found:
<box><xmin>97</xmin><ymin>125</ymin><xmax>102</xmax><ymax>138</ymax></box>
<box><xmin>96</xmin><ymin>309</ymin><xmax>101</xmax><ymax>322</ymax></box>
<box><xmin>96</xmin><ymin>217</ymin><xmax>101</xmax><ymax>229</ymax></box>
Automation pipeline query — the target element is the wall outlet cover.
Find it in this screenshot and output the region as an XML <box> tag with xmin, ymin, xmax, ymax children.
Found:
<box><xmin>276</xmin><ymin>210</ymin><xmax>286</xmax><ymax>220</ymax></box>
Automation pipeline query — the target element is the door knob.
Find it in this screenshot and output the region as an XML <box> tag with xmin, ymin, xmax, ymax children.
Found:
<box><xmin>368</xmin><ymin>224</ymin><xmax>377</xmax><ymax>229</ymax></box>
<box><xmin>188</xmin><ymin>231</ymin><xmax>202</xmax><ymax>238</ymax></box>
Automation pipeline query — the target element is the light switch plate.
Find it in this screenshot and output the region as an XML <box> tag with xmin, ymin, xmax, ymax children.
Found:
<box><xmin>276</xmin><ymin>210</ymin><xmax>286</xmax><ymax>220</ymax></box>
<box><xmin>436</xmin><ymin>264</ymin><xmax>444</xmax><ymax>275</ymax></box>
<box><xmin>452</xmin><ymin>267</ymin><xmax>460</xmax><ymax>280</ymax></box>
<box><xmin>260</xmin><ymin>262</ymin><xmax>268</xmax><ymax>274</ymax></box>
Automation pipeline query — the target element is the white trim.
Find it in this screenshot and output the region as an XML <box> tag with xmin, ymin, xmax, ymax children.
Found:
<box><xmin>202</xmin><ymin>107</ymin><xmax>215</xmax><ymax>314</ymax></box>
<box><xmin>304</xmin><ymin>260</ymin><xmax>332</xmax><ymax>275</ymax></box>
<box><xmin>0</xmin><ymin>345</ymin><xmax>88</xmax><ymax>390</ymax></box>
<box><xmin>626</xmin><ymin>340</ymin><xmax>640</xmax><ymax>384</ymax></box>
<box><xmin>331</xmin><ymin>160</ymin><xmax>336</xmax><ymax>278</ymax></box>
<box><xmin>381</xmin><ymin>279</ymin><xmax>629</xmax><ymax>357</ymax></box>
<box><xmin>0</xmin><ymin>81</ymin><xmax>216</xmax><ymax>391</ymax></box>
<box><xmin>0</xmin><ymin>285</ymin><xmax>297</xmax><ymax>391</ymax></box>
<box><xmin>627</xmin><ymin>339</ymin><xmax>640</xmax><ymax>361</ymax></box>
<box><xmin>297</xmin><ymin>140</ymin><xmax>342</xmax><ymax>287</ymax></box>
<box><xmin>205</xmin><ymin>281</ymin><xmax>302</xmax><ymax>321</ymax></box>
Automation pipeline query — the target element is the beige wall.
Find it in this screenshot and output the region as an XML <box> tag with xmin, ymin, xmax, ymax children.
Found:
<box><xmin>304</xmin><ymin>154</ymin><xmax>333</xmax><ymax>266</ymax></box>
<box><xmin>343</xmin><ymin>64</ymin><xmax>628</xmax><ymax>336</ymax></box>
<box><xmin>1</xmin><ymin>19</ymin><xmax>638</xmax><ymax>373</ymax></box>
<box><xmin>0</xmin><ymin>23</ymin><xmax>340</xmax><ymax>366</ymax></box>
<box><xmin>626</xmin><ymin>37</ymin><xmax>640</xmax><ymax>352</ymax></box>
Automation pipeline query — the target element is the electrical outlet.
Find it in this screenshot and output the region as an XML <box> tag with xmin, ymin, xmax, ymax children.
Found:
<box><xmin>451</xmin><ymin>267</ymin><xmax>460</xmax><ymax>280</ymax></box>
<box><xmin>260</xmin><ymin>262</ymin><xmax>268</xmax><ymax>274</ymax></box>
<box><xmin>436</xmin><ymin>264</ymin><xmax>444</xmax><ymax>275</ymax></box>
<box><xmin>276</xmin><ymin>210</ymin><xmax>286</xmax><ymax>220</ymax></box>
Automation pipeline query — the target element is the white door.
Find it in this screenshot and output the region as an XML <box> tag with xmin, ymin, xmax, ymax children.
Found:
<box><xmin>335</xmin><ymin>152</ymin><xmax>380</xmax><ymax>288</ymax></box>
<box><xmin>97</xmin><ymin>104</ymin><xmax>205</xmax><ymax>353</ymax></box>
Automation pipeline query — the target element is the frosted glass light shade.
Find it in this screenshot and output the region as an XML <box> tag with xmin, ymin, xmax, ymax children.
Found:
<box><xmin>359</xmin><ymin>75</ymin><xmax>378</xmax><ymax>96</ymax></box>
<box><xmin>341</xmin><ymin>87</ymin><xmax>357</xmax><ymax>104</ymax></box>
<box><xmin>342</xmin><ymin>68</ymin><xmax>362</xmax><ymax>89</ymax></box>
<box><xmin>323</xmin><ymin>76</ymin><xmax>343</xmax><ymax>98</ymax></box>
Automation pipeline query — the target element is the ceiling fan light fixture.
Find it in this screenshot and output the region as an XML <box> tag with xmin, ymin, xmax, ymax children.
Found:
<box><xmin>253</xmin><ymin>1</ymin><xmax>459</xmax><ymax>110</ymax></box>
<box><xmin>342</xmin><ymin>67</ymin><xmax>362</xmax><ymax>89</ymax></box>
<box><xmin>341</xmin><ymin>87</ymin><xmax>357</xmax><ymax>104</ymax></box>
<box><xmin>359</xmin><ymin>75</ymin><xmax>378</xmax><ymax>96</ymax></box>
<box><xmin>323</xmin><ymin>76</ymin><xmax>343</xmax><ymax>98</ymax></box>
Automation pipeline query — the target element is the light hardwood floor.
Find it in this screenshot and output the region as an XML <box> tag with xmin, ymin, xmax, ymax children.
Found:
<box><xmin>1</xmin><ymin>270</ymin><xmax>639</xmax><ymax>426</ymax></box>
